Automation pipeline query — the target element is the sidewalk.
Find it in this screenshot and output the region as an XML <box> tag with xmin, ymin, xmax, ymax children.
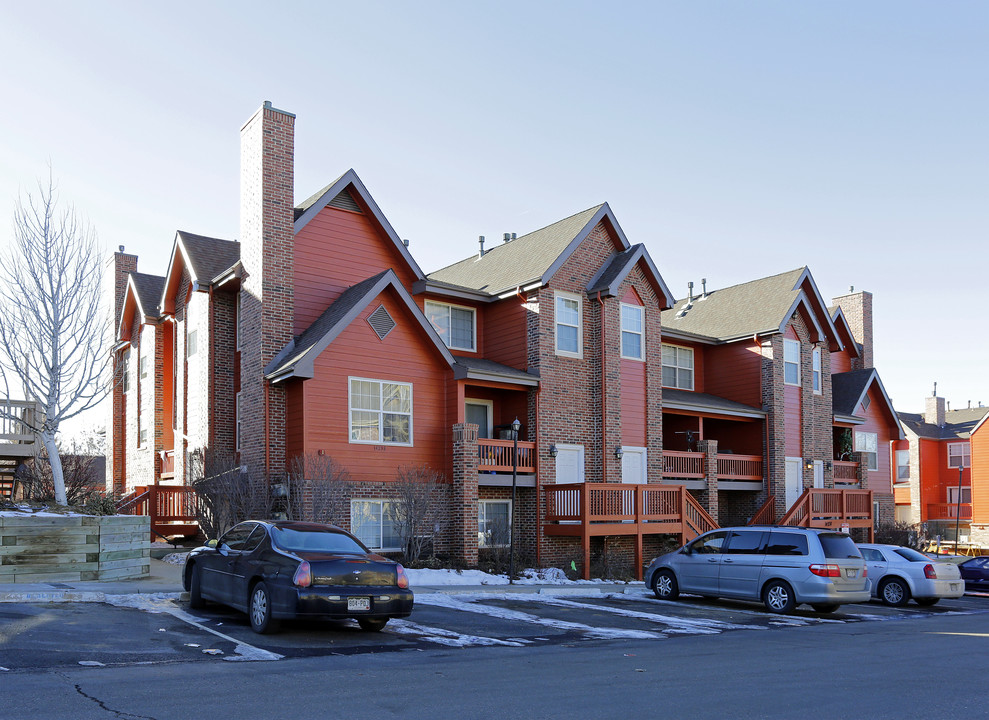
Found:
<box><xmin>0</xmin><ymin>558</ymin><xmax>644</xmax><ymax>603</ymax></box>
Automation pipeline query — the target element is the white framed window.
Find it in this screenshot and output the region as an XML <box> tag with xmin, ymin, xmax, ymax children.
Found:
<box><xmin>349</xmin><ymin>378</ymin><xmax>413</xmax><ymax>445</ymax></box>
<box><xmin>662</xmin><ymin>344</ymin><xmax>694</xmax><ymax>390</ymax></box>
<box><xmin>895</xmin><ymin>449</ymin><xmax>910</xmax><ymax>481</ymax></box>
<box><xmin>236</xmin><ymin>293</ymin><xmax>242</xmax><ymax>351</ymax></box>
<box><xmin>948</xmin><ymin>442</ymin><xmax>971</xmax><ymax>469</ymax></box>
<box><xmin>947</xmin><ymin>486</ymin><xmax>972</xmax><ymax>506</ymax></box>
<box><xmin>555</xmin><ymin>291</ymin><xmax>582</xmax><ymax>358</ymax></box>
<box><xmin>478</xmin><ymin>500</ymin><xmax>511</xmax><ymax>548</ymax></box>
<box><xmin>812</xmin><ymin>347</ymin><xmax>821</xmax><ymax>394</ymax></box>
<box><xmin>235</xmin><ymin>392</ymin><xmax>242</xmax><ymax>452</ymax></box>
<box><xmin>620</xmin><ymin>303</ymin><xmax>644</xmax><ymax>360</ymax></box>
<box><xmin>351</xmin><ymin>500</ymin><xmax>401</xmax><ymax>551</ymax></box>
<box><xmin>187</xmin><ymin>328</ymin><xmax>198</xmax><ymax>358</ymax></box>
<box><xmin>425</xmin><ymin>300</ymin><xmax>476</xmax><ymax>351</ymax></box>
<box><xmin>784</xmin><ymin>338</ymin><xmax>800</xmax><ymax>386</ymax></box>
<box><xmin>140</xmin><ymin>354</ymin><xmax>149</xmax><ymax>380</ymax></box>
<box><xmin>854</xmin><ymin>431</ymin><xmax>878</xmax><ymax>471</ymax></box>
<box><xmin>121</xmin><ymin>349</ymin><xmax>131</xmax><ymax>394</ymax></box>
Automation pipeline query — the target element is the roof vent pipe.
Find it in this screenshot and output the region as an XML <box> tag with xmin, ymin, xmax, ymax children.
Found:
<box><xmin>687</xmin><ymin>281</ymin><xmax>694</xmax><ymax>303</ymax></box>
<box><xmin>478</xmin><ymin>235</ymin><xmax>485</xmax><ymax>258</ymax></box>
<box><xmin>701</xmin><ymin>278</ymin><xmax>708</xmax><ymax>298</ymax></box>
<box><xmin>503</xmin><ymin>233</ymin><xmax>511</xmax><ymax>243</ymax></box>
<box><xmin>511</xmin><ymin>232</ymin><xmax>516</xmax><ymax>240</ymax></box>
<box><xmin>402</xmin><ymin>238</ymin><xmax>410</xmax><ymax>247</ymax></box>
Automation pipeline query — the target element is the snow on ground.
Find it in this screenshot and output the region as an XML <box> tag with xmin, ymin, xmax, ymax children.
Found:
<box><xmin>0</xmin><ymin>505</ymin><xmax>87</xmax><ymax>517</ymax></box>
<box><xmin>405</xmin><ymin>566</ymin><xmax>625</xmax><ymax>587</ymax></box>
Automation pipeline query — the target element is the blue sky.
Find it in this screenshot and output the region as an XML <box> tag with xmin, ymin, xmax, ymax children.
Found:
<box><xmin>1</xmin><ymin>2</ymin><xmax>987</xmax><ymax>428</ymax></box>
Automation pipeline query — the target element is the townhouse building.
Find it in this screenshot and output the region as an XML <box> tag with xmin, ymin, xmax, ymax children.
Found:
<box><xmin>107</xmin><ymin>102</ymin><xmax>902</xmax><ymax>576</ymax></box>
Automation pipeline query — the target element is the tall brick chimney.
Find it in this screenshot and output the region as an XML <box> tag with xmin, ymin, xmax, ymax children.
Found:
<box><xmin>239</xmin><ymin>101</ymin><xmax>296</xmax><ymax>479</ymax></box>
<box><xmin>104</xmin><ymin>246</ymin><xmax>138</xmax><ymax>494</ymax></box>
<box><xmin>833</xmin><ymin>288</ymin><xmax>873</xmax><ymax>370</ymax></box>
<box><xmin>925</xmin><ymin>393</ymin><xmax>946</xmax><ymax>427</ymax></box>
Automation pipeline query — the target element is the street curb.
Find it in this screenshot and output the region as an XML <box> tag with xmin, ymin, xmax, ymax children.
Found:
<box><xmin>0</xmin><ymin>590</ymin><xmax>190</xmax><ymax>604</ymax></box>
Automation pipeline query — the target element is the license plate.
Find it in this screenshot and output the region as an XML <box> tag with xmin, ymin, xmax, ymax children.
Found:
<box><xmin>950</xmin><ymin>583</ymin><xmax>959</xmax><ymax>591</ymax></box>
<box><xmin>845</xmin><ymin>569</ymin><xmax>858</xmax><ymax>578</ymax></box>
<box><xmin>348</xmin><ymin>597</ymin><xmax>371</xmax><ymax>611</ymax></box>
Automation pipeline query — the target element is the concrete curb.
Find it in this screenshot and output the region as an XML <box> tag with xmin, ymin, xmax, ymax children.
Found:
<box><xmin>0</xmin><ymin>590</ymin><xmax>191</xmax><ymax>604</ymax></box>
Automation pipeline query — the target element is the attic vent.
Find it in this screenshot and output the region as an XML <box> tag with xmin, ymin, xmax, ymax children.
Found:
<box><xmin>328</xmin><ymin>189</ymin><xmax>362</xmax><ymax>213</ymax></box>
<box><xmin>367</xmin><ymin>305</ymin><xmax>396</xmax><ymax>340</ymax></box>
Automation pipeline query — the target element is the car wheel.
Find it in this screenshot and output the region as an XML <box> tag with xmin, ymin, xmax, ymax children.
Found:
<box><xmin>879</xmin><ymin>578</ymin><xmax>910</xmax><ymax>607</ymax></box>
<box><xmin>358</xmin><ymin>618</ymin><xmax>388</xmax><ymax>632</ymax></box>
<box><xmin>249</xmin><ymin>581</ymin><xmax>281</xmax><ymax>634</ymax></box>
<box><xmin>811</xmin><ymin>604</ymin><xmax>839</xmax><ymax>614</ymax></box>
<box><xmin>651</xmin><ymin>569</ymin><xmax>679</xmax><ymax>601</ymax></box>
<box><xmin>915</xmin><ymin>597</ymin><xmax>939</xmax><ymax>607</ymax></box>
<box><xmin>763</xmin><ymin>580</ymin><xmax>796</xmax><ymax>613</ymax></box>
<box><xmin>189</xmin><ymin>564</ymin><xmax>205</xmax><ymax>609</ymax></box>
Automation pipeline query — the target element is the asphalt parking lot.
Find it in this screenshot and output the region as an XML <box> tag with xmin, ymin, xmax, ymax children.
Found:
<box><xmin>3</xmin><ymin>589</ymin><xmax>987</xmax><ymax>672</ymax></box>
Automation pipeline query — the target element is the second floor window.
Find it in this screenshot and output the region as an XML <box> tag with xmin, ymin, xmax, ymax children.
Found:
<box><xmin>350</xmin><ymin>378</ymin><xmax>412</xmax><ymax>445</ymax></box>
<box><xmin>948</xmin><ymin>442</ymin><xmax>971</xmax><ymax>469</ymax></box>
<box><xmin>620</xmin><ymin>304</ymin><xmax>644</xmax><ymax>360</ymax></box>
<box><xmin>812</xmin><ymin>347</ymin><xmax>821</xmax><ymax>394</ymax></box>
<box><xmin>140</xmin><ymin>355</ymin><xmax>149</xmax><ymax>380</ymax></box>
<box><xmin>662</xmin><ymin>344</ymin><xmax>694</xmax><ymax>390</ymax></box>
<box><xmin>895</xmin><ymin>449</ymin><xmax>909</xmax><ymax>481</ymax></box>
<box><xmin>784</xmin><ymin>338</ymin><xmax>800</xmax><ymax>386</ymax></box>
<box><xmin>854</xmin><ymin>431</ymin><xmax>878</xmax><ymax>471</ymax></box>
<box><xmin>425</xmin><ymin>301</ymin><xmax>475</xmax><ymax>351</ymax></box>
<box><xmin>555</xmin><ymin>292</ymin><xmax>582</xmax><ymax>358</ymax></box>
<box><xmin>121</xmin><ymin>349</ymin><xmax>131</xmax><ymax>394</ymax></box>
<box><xmin>187</xmin><ymin>328</ymin><xmax>198</xmax><ymax>358</ymax></box>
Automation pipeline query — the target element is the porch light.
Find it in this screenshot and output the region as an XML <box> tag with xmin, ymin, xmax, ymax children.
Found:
<box><xmin>824</xmin><ymin>461</ymin><xmax>832</xmax><ymax>471</ymax></box>
<box><xmin>615</xmin><ymin>446</ymin><xmax>624</xmax><ymax>460</ymax></box>
<box><xmin>804</xmin><ymin>459</ymin><xmax>814</xmax><ymax>471</ymax></box>
<box><xmin>549</xmin><ymin>444</ymin><xmax>558</xmax><ymax>458</ymax></box>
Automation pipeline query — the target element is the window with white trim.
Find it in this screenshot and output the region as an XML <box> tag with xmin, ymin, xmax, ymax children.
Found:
<box><xmin>349</xmin><ymin>378</ymin><xmax>413</xmax><ymax>445</ymax></box>
<box><xmin>425</xmin><ymin>301</ymin><xmax>476</xmax><ymax>351</ymax></box>
<box><xmin>235</xmin><ymin>392</ymin><xmax>242</xmax><ymax>452</ymax></box>
<box><xmin>236</xmin><ymin>293</ymin><xmax>242</xmax><ymax>351</ymax></box>
<box><xmin>784</xmin><ymin>338</ymin><xmax>800</xmax><ymax>386</ymax></box>
<box><xmin>555</xmin><ymin>292</ymin><xmax>582</xmax><ymax>357</ymax></box>
<box><xmin>478</xmin><ymin>500</ymin><xmax>511</xmax><ymax>548</ymax></box>
<box><xmin>620</xmin><ymin>303</ymin><xmax>644</xmax><ymax>360</ymax></box>
<box><xmin>812</xmin><ymin>347</ymin><xmax>821</xmax><ymax>394</ymax></box>
<box><xmin>187</xmin><ymin>328</ymin><xmax>198</xmax><ymax>358</ymax></box>
<box><xmin>351</xmin><ymin>500</ymin><xmax>401</xmax><ymax>551</ymax></box>
<box><xmin>122</xmin><ymin>349</ymin><xmax>131</xmax><ymax>394</ymax></box>
<box><xmin>948</xmin><ymin>442</ymin><xmax>971</xmax><ymax>469</ymax></box>
<box><xmin>854</xmin><ymin>431</ymin><xmax>878</xmax><ymax>471</ymax></box>
<box><xmin>895</xmin><ymin>449</ymin><xmax>909</xmax><ymax>481</ymax></box>
<box><xmin>662</xmin><ymin>344</ymin><xmax>694</xmax><ymax>389</ymax></box>
<box><xmin>140</xmin><ymin>355</ymin><xmax>149</xmax><ymax>380</ymax></box>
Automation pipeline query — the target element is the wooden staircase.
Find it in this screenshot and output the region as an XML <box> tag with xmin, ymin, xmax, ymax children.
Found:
<box><xmin>751</xmin><ymin>489</ymin><xmax>874</xmax><ymax>540</ymax></box>
<box><xmin>117</xmin><ymin>485</ymin><xmax>199</xmax><ymax>541</ymax></box>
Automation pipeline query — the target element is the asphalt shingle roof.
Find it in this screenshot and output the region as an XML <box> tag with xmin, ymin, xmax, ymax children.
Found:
<box><xmin>832</xmin><ymin>369</ymin><xmax>875</xmax><ymax>418</ymax></box>
<box><xmin>661</xmin><ymin>268</ymin><xmax>807</xmax><ymax>341</ymax></box>
<box><xmin>898</xmin><ymin>406</ymin><xmax>989</xmax><ymax>440</ymax></box>
<box><xmin>178</xmin><ymin>231</ymin><xmax>240</xmax><ymax>284</ymax></box>
<box><xmin>131</xmin><ymin>273</ymin><xmax>165</xmax><ymax>319</ymax></box>
<box><xmin>426</xmin><ymin>205</ymin><xmax>605</xmax><ymax>295</ymax></box>
<box><xmin>662</xmin><ymin>388</ymin><xmax>765</xmax><ymax>417</ymax></box>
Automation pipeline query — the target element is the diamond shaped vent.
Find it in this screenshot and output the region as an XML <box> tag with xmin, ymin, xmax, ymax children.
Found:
<box><xmin>367</xmin><ymin>305</ymin><xmax>396</xmax><ymax>340</ymax></box>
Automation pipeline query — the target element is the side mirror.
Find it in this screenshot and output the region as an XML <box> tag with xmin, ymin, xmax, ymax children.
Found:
<box><xmin>207</xmin><ymin>539</ymin><xmax>218</xmax><ymax>549</ymax></box>
<box><xmin>682</xmin><ymin>546</ymin><xmax>692</xmax><ymax>555</ymax></box>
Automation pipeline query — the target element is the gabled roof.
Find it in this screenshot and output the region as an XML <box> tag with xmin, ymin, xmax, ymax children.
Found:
<box><xmin>160</xmin><ymin>231</ymin><xmax>240</xmax><ymax>314</ymax></box>
<box><xmin>661</xmin><ymin>267</ymin><xmax>842</xmax><ymax>350</ymax></box>
<box><xmin>427</xmin><ymin>204</ymin><xmax>622</xmax><ymax>296</ymax></box>
<box><xmin>899</xmin><ymin>406</ymin><xmax>989</xmax><ymax>440</ymax></box>
<box><xmin>832</xmin><ymin>369</ymin><xmax>903</xmax><ymax>438</ymax></box>
<box><xmin>293</xmin><ymin>168</ymin><xmax>425</xmax><ymax>281</ymax></box>
<box><xmin>586</xmin><ymin>244</ymin><xmax>675</xmax><ymax>308</ymax></box>
<box><xmin>662</xmin><ymin>388</ymin><xmax>765</xmax><ymax>419</ymax></box>
<box><xmin>265</xmin><ymin>269</ymin><xmax>455</xmax><ymax>382</ymax></box>
<box><xmin>828</xmin><ymin>306</ymin><xmax>861</xmax><ymax>360</ymax></box>
<box><xmin>117</xmin><ymin>272</ymin><xmax>166</xmax><ymax>341</ymax></box>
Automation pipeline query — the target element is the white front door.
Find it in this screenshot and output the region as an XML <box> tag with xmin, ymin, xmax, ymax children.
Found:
<box><xmin>555</xmin><ymin>444</ymin><xmax>585</xmax><ymax>484</ymax></box>
<box><xmin>814</xmin><ymin>460</ymin><xmax>824</xmax><ymax>489</ymax></box>
<box><xmin>785</xmin><ymin>457</ymin><xmax>804</xmax><ymax>509</ymax></box>
<box><xmin>621</xmin><ymin>447</ymin><xmax>647</xmax><ymax>484</ymax></box>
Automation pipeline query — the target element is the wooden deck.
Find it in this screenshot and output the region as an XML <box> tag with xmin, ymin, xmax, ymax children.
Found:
<box><xmin>776</xmin><ymin>488</ymin><xmax>874</xmax><ymax>539</ymax></box>
<box><xmin>543</xmin><ymin>483</ymin><xmax>718</xmax><ymax>580</ymax></box>
<box><xmin>117</xmin><ymin>485</ymin><xmax>198</xmax><ymax>540</ymax></box>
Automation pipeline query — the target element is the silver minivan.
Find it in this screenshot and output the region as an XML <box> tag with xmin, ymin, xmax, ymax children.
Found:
<box><xmin>644</xmin><ymin>526</ymin><xmax>871</xmax><ymax>613</ymax></box>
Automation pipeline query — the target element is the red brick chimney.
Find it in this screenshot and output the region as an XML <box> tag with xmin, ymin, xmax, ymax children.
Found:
<box><xmin>833</xmin><ymin>288</ymin><xmax>873</xmax><ymax>370</ymax></box>
<box><xmin>239</xmin><ymin>101</ymin><xmax>296</xmax><ymax>479</ymax></box>
<box><xmin>104</xmin><ymin>246</ymin><xmax>138</xmax><ymax>495</ymax></box>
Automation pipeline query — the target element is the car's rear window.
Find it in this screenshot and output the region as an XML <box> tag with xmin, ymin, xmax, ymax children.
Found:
<box><xmin>765</xmin><ymin>531</ymin><xmax>808</xmax><ymax>556</ymax></box>
<box><xmin>270</xmin><ymin>527</ymin><xmax>368</xmax><ymax>554</ymax></box>
<box><xmin>819</xmin><ymin>534</ymin><xmax>861</xmax><ymax>560</ymax></box>
<box><xmin>893</xmin><ymin>547</ymin><xmax>931</xmax><ymax>563</ymax></box>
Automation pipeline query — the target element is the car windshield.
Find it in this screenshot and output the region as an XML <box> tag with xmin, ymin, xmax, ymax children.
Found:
<box><xmin>819</xmin><ymin>534</ymin><xmax>861</xmax><ymax>559</ymax></box>
<box><xmin>270</xmin><ymin>527</ymin><xmax>368</xmax><ymax>554</ymax></box>
<box><xmin>894</xmin><ymin>547</ymin><xmax>932</xmax><ymax>563</ymax></box>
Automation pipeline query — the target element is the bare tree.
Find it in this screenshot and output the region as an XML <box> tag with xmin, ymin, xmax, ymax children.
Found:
<box><xmin>189</xmin><ymin>450</ymin><xmax>272</xmax><ymax>540</ymax></box>
<box><xmin>392</xmin><ymin>464</ymin><xmax>446</xmax><ymax>566</ymax></box>
<box><xmin>0</xmin><ymin>170</ymin><xmax>107</xmax><ymax>505</ymax></box>
<box><xmin>284</xmin><ymin>453</ymin><xmax>352</xmax><ymax>524</ymax></box>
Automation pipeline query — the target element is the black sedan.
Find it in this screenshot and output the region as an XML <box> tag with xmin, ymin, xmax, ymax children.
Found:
<box><xmin>958</xmin><ymin>556</ymin><xmax>989</xmax><ymax>591</ymax></box>
<box><xmin>183</xmin><ymin>520</ymin><xmax>414</xmax><ymax>634</ymax></box>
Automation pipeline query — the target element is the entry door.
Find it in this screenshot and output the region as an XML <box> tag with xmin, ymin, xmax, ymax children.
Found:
<box><xmin>465</xmin><ymin>401</ymin><xmax>492</xmax><ymax>439</ymax></box>
<box><xmin>785</xmin><ymin>458</ymin><xmax>804</xmax><ymax>509</ymax></box>
<box><xmin>555</xmin><ymin>445</ymin><xmax>585</xmax><ymax>484</ymax></box>
<box><xmin>620</xmin><ymin>448</ymin><xmax>646</xmax><ymax>519</ymax></box>
<box><xmin>813</xmin><ymin>460</ymin><xmax>824</xmax><ymax>489</ymax></box>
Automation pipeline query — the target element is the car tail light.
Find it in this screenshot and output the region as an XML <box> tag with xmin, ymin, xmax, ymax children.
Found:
<box><xmin>809</xmin><ymin>563</ymin><xmax>841</xmax><ymax>578</ymax></box>
<box><xmin>862</xmin><ymin>566</ymin><xmax>867</xmax><ymax>577</ymax></box>
<box><xmin>924</xmin><ymin>564</ymin><xmax>937</xmax><ymax>579</ymax></box>
<box><xmin>396</xmin><ymin>563</ymin><xmax>409</xmax><ymax>589</ymax></box>
<box><xmin>293</xmin><ymin>560</ymin><xmax>312</xmax><ymax>588</ymax></box>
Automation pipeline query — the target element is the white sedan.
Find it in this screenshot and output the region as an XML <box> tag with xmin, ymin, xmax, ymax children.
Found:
<box><xmin>858</xmin><ymin>543</ymin><xmax>965</xmax><ymax>607</ymax></box>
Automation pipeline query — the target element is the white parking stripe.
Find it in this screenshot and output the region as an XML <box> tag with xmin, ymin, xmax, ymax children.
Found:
<box><xmin>386</xmin><ymin>619</ymin><xmax>527</xmax><ymax>647</ymax></box>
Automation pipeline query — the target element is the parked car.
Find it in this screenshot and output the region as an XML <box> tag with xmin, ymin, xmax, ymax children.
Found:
<box><xmin>644</xmin><ymin>526</ymin><xmax>871</xmax><ymax>614</ymax></box>
<box><xmin>183</xmin><ymin>520</ymin><xmax>414</xmax><ymax>634</ymax></box>
<box><xmin>958</xmin><ymin>556</ymin><xmax>989</xmax><ymax>591</ymax></box>
<box><xmin>857</xmin><ymin>543</ymin><xmax>964</xmax><ymax>607</ymax></box>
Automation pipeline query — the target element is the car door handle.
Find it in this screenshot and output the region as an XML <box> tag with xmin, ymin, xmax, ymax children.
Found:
<box><xmin>722</xmin><ymin>558</ymin><xmax>734</xmax><ymax>563</ymax></box>
<box><xmin>708</xmin><ymin>558</ymin><xmax>720</xmax><ymax>563</ymax></box>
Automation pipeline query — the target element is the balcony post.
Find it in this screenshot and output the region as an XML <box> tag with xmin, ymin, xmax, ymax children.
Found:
<box><xmin>697</xmin><ymin>439</ymin><xmax>719</xmax><ymax>523</ymax></box>
<box><xmin>452</xmin><ymin>423</ymin><xmax>480</xmax><ymax>566</ymax></box>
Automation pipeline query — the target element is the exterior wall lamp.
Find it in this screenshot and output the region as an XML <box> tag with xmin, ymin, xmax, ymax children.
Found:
<box><xmin>615</xmin><ymin>446</ymin><xmax>624</xmax><ymax>460</ymax></box>
<box><xmin>824</xmin><ymin>461</ymin><xmax>832</xmax><ymax>471</ymax></box>
<box><xmin>804</xmin><ymin>459</ymin><xmax>814</xmax><ymax>471</ymax></box>
<box><xmin>549</xmin><ymin>444</ymin><xmax>558</xmax><ymax>458</ymax></box>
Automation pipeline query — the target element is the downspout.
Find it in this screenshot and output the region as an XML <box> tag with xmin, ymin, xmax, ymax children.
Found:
<box><xmin>598</xmin><ymin>292</ymin><xmax>607</xmax><ymax>481</ymax></box>
<box><xmin>264</xmin><ymin>380</ymin><xmax>270</xmax><ymax>481</ymax></box>
<box><xmin>535</xmin><ymin>383</ymin><xmax>542</xmax><ymax>569</ymax></box>
<box><xmin>208</xmin><ymin>286</ymin><xmax>215</xmax><ymax>453</ymax></box>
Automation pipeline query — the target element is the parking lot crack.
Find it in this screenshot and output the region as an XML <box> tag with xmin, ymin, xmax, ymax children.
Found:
<box><xmin>72</xmin><ymin>683</ymin><xmax>159</xmax><ymax>720</ymax></box>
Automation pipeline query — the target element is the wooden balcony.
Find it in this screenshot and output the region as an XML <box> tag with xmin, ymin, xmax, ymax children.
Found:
<box><xmin>0</xmin><ymin>400</ymin><xmax>42</xmax><ymax>459</ymax></box>
<box><xmin>477</xmin><ymin>438</ymin><xmax>536</xmax><ymax>484</ymax></box>
<box><xmin>833</xmin><ymin>460</ymin><xmax>860</xmax><ymax>486</ymax></box>
<box><xmin>662</xmin><ymin>450</ymin><xmax>763</xmax><ymax>489</ymax></box>
<box><xmin>543</xmin><ymin>483</ymin><xmax>718</xmax><ymax>579</ymax></box>
<box><xmin>117</xmin><ymin>485</ymin><xmax>199</xmax><ymax>540</ymax></box>
<box><xmin>777</xmin><ymin>488</ymin><xmax>874</xmax><ymax>538</ymax></box>
<box><xmin>927</xmin><ymin>503</ymin><xmax>972</xmax><ymax>521</ymax></box>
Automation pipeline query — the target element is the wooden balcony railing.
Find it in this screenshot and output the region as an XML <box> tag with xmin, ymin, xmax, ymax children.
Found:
<box><xmin>833</xmin><ymin>460</ymin><xmax>860</xmax><ymax>486</ymax></box>
<box><xmin>0</xmin><ymin>400</ymin><xmax>42</xmax><ymax>449</ymax></box>
<box><xmin>117</xmin><ymin>485</ymin><xmax>198</xmax><ymax>540</ymax></box>
<box><xmin>477</xmin><ymin>438</ymin><xmax>535</xmax><ymax>473</ymax></box>
<box><xmin>927</xmin><ymin>503</ymin><xmax>972</xmax><ymax>521</ymax></box>
<box><xmin>662</xmin><ymin>450</ymin><xmax>704</xmax><ymax>479</ymax></box>
<box><xmin>778</xmin><ymin>488</ymin><xmax>874</xmax><ymax>538</ymax></box>
<box><xmin>662</xmin><ymin>451</ymin><xmax>763</xmax><ymax>483</ymax></box>
<box><xmin>716</xmin><ymin>454</ymin><xmax>762</xmax><ymax>481</ymax></box>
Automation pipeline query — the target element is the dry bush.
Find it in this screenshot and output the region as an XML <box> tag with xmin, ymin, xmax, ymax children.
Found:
<box><xmin>14</xmin><ymin>452</ymin><xmax>103</xmax><ymax>506</ymax></box>
<box><xmin>393</xmin><ymin>464</ymin><xmax>447</xmax><ymax>566</ymax></box>
<box><xmin>189</xmin><ymin>450</ymin><xmax>272</xmax><ymax>540</ymax></box>
<box><xmin>284</xmin><ymin>453</ymin><xmax>352</xmax><ymax>524</ymax></box>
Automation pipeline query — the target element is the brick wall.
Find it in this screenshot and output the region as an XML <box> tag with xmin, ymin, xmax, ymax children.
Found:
<box><xmin>832</xmin><ymin>290</ymin><xmax>873</xmax><ymax>370</ymax></box>
<box><xmin>105</xmin><ymin>251</ymin><xmax>137</xmax><ymax>495</ymax></box>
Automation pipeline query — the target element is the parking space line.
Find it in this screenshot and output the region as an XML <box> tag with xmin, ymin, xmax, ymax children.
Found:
<box><xmin>387</xmin><ymin>619</ymin><xmax>527</xmax><ymax>647</ymax></box>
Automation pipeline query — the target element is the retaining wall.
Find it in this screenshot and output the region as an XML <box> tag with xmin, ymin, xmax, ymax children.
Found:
<box><xmin>0</xmin><ymin>515</ymin><xmax>150</xmax><ymax>583</ymax></box>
